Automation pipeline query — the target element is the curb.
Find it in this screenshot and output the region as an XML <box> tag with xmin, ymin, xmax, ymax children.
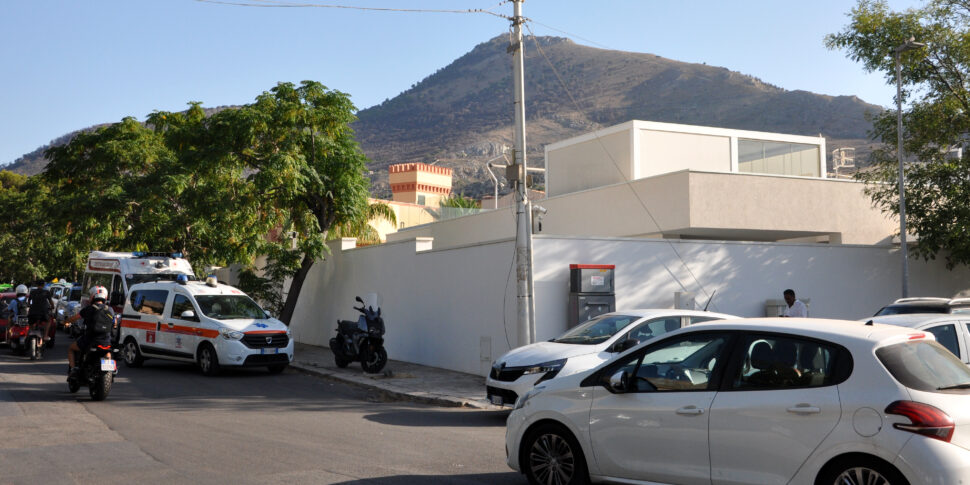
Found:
<box><xmin>289</xmin><ymin>361</ymin><xmax>501</xmax><ymax>410</ymax></box>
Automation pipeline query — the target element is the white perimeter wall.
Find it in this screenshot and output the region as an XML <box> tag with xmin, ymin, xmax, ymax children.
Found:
<box><xmin>290</xmin><ymin>235</ymin><xmax>970</xmax><ymax>376</ymax></box>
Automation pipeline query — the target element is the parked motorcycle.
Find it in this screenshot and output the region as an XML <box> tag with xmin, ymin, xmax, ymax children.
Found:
<box><xmin>68</xmin><ymin>343</ymin><xmax>118</xmax><ymax>401</ymax></box>
<box><xmin>329</xmin><ymin>295</ymin><xmax>387</xmax><ymax>373</ymax></box>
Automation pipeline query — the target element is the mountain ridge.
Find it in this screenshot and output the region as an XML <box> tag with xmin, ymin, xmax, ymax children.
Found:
<box><xmin>4</xmin><ymin>34</ymin><xmax>883</xmax><ymax>198</ymax></box>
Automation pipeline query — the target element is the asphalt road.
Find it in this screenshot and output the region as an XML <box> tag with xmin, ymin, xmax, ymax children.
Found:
<box><xmin>0</xmin><ymin>335</ymin><xmax>524</xmax><ymax>485</ymax></box>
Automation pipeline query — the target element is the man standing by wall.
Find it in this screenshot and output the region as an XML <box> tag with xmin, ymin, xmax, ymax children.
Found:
<box><xmin>782</xmin><ymin>289</ymin><xmax>809</xmax><ymax>317</ymax></box>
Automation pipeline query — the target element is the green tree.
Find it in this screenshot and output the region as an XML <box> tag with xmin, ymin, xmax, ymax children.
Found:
<box><xmin>438</xmin><ymin>193</ymin><xmax>481</xmax><ymax>209</ymax></box>
<box><xmin>224</xmin><ymin>81</ymin><xmax>373</xmax><ymax>324</ymax></box>
<box><xmin>827</xmin><ymin>0</ymin><xmax>970</xmax><ymax>268</ymax></box>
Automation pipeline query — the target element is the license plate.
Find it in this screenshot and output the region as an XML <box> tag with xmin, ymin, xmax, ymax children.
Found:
<box><xmin>100</xmin><ymin>358</ymin><xmax>116</xmax><ymax>371</ymax></box>
<box><xmin>489</xmin><ymin>395</ymin><xmax>504</xmax><ymax>405</ymax></box>
<box><xmin>260</xmin><ymin>347</ymin><xmax>278</xmax><ymax>354</ymax></box>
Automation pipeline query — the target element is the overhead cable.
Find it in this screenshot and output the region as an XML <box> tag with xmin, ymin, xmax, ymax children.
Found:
<box><xmin>195</xmin><ymin>0</ymin><xmax>513</xmax><ymax>19</ymax></box>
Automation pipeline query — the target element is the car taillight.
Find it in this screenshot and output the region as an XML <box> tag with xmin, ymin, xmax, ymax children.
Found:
<box><xmin>885</xmin><ymin>400</ymin><xmax>954</xmax><ymax>442</ymax></box>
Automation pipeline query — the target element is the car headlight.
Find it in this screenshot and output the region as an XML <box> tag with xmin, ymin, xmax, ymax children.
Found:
<box><xmin>522</xmin><ymin>358</ymin><xmax>566</xmax><ymax>375</ymax></box>
<box><xmin>220</xmin><ymin>328</ymin><xmax>244</xmax><ymax>340</ymax></box>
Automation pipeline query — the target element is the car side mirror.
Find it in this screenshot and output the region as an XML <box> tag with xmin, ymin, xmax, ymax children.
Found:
<box><xmin>607</xmin><ymin>370</ymin><xmax>630</xmax><ymax>393</ymax></box>
<box><xmin>355</xmin><ymin>296</ymin><xmax>364</xmax><ymax>303</ymax></box>
<box><xmin>110</xmin><ymin>290</ymin><xmax>125</xmax><ymax>307</ymax></box>
<box><xmin>611</xmin><ymin>338</ymin><xmax>639</xmax><ymax>353</ymax></box>
<box><xmin>181</xmin><ymin>310</ymin><xmax>196</xmax><ymax>320</ymax></box>
<box><xmin>263</xmin><ymin>310</ymin><xmax>271</xmax><ymax>318</ymax></box>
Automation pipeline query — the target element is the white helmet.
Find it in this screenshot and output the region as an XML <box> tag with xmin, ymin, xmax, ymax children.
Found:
<box><xmin>90</xmin><ymin>286</ymin><xmax>108</xmax><ymax>301</ymax></box>
<box><xmin>15</xmin><ymin>284</ymin><xmax>27</xmax><ymax>295</ymax></box>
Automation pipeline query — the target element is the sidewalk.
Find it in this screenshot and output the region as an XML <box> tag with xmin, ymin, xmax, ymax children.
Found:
<box><xmin>290</xmin><ymin>342</ymin><xmax>503</xmax><ymax>410</ymax></box>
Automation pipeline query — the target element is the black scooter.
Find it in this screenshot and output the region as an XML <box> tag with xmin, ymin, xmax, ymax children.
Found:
<box><xmin>68</xmin><ymin>343</ymin><xmax>119</xmax><ymax>401</ymax></box>
<box><xmin>329</xmin><ymin>296</ymin><xmax>387</xmax><ymax>373</ymax></box>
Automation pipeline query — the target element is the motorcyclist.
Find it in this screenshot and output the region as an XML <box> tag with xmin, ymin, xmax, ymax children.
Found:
<box><xmin>27</xmin><ymin>279</ymin><xmax>54</xmax><ymax>344</ymax></box>
<box><xmin>65</xmin><ymin>286</ymin><xmax>116</xmax><ymax>377</ymax></box>
<box><xmin>5</xmin><ymin>284</ymin><xmax>28</xmax><ymax>321</ymax></box>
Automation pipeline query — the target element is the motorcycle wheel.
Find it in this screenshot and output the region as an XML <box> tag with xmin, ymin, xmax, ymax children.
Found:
<box><xmin>329</xmin><ymin>338</ymin><xmax>351</xmax><ymax>368</ymax></box>
<box><xmin>360</xmin><ymin>346</ymin><xmax>388</xmax><ymax>373</ymax></box>
<box><xmin>89</xmin><ymin>372</ymin><xmax>112</xmax><ymax>401</ymax></box>
<box><xmin>45</xmin><ymin>335</ymin><xmax>55</xmax><ymax>349</ymax></box>
<box><xmin>27</xmin><ymin>338</ymin><xmax>38</xmax><ymax>361</ymax></box>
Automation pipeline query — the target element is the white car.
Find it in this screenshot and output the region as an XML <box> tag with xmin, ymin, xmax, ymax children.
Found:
<box><xmin>119</xmin><ymin>278</ymin><xmax>293</xmax><ymax>375</ymax></box>
<box><xmin>867</xmin><ymin>313</ymin><xmax>970</xmax><ymax>365</ymax></box>
<box><xmin>506</xmin><ymin>318</ymin><xmax>970</xmax><ymax>485</ymax></box>
<box><xmin>486</xmin><ymin>309</ymin><xmax>736</xmax><ymax>406</ymax></box>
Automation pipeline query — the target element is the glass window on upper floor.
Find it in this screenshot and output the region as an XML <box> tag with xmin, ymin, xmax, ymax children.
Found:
<box><xmin>738</xmin><ymin>139</ymin><xmax>820</xmax><ymax>177</ymax></box>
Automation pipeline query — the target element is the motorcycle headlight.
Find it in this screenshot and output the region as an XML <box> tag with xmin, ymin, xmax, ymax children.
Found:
<box><xmin>522</xmin><ymin>358</ymin><xmax>567</xmax><ymax>375</ymax></box>
<box><xmin>220</xmin><ymin>328</ymin><xmax>244</xmax><ymax>340</ymax></box>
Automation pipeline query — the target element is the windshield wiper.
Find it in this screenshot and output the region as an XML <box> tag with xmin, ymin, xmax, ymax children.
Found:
<box><xmin>938</xmin><ymin>382</ymin><xmax>970</xmax><ymax>390</ymax></box>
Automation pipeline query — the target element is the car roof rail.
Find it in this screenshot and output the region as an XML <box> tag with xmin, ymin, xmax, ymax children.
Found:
<box><xmin>948</xmin><ymin>298</ymin><xmax>970</xmax><ymax>305</ymax></box>
<box><xmin>893</xmin><ymin>297</ymin><xmax>951</xmax><ymax>303</ymax></box>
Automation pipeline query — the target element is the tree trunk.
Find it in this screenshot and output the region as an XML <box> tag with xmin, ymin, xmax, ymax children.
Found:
<box><xmin>278</xmin><ymin>252</ymin><xmax>316</xmax><ymax>326</ymax></box>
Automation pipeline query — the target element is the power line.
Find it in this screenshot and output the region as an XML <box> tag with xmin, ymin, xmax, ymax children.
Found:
<box><xmin>524</xmin><ymin>22</ymin><xmax>716</xmax><ymax>309</ymax></box>
<box><xmin>195</xmin><ymin>0</ymin><xmax>512</xmax><ymax>19</ymax></box>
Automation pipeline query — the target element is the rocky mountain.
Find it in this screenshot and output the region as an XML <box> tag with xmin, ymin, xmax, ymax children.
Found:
<box><xmin>5</xmin><ymin>35</ymin><xmax>883</xmax><ymax>198</ymax></box>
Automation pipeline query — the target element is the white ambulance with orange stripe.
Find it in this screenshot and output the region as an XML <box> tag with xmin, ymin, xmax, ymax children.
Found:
<box><xmin>82</xmin><ymin>251</ymin><xmax>196</xmax><ymax>311</ymax></box>
<box><xmin>118</xmin><ymin>276</ymin><xmax>292</xmax><ymax>376</ymax></box>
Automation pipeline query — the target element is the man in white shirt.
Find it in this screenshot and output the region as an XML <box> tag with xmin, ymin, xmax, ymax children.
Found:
<box><xmin>782</xmin><ymin>289</ymin><xmax>809</xmax><ymax>317</ymax></box>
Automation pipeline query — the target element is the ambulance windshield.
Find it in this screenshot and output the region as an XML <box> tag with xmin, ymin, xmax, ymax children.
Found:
<box><xmin>195</xmin><ymin>295</ymin><xmax>265</xmax><ymax>320</ymax></box>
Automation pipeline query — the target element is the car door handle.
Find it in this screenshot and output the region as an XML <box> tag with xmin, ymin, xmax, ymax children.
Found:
<box><xmin>787</xmin><ymin>404</ymin><xmax>821</xmax><ymax>414</ymax></box>
<box><xmin>166</xmin><ymin>322</ymin><xmax>174</xmax><ymax>327</ymax></box>
<box><xmin>676</xmin><ymin>406</ymin><xmax>705</xmax><ymax>416</ymax></box>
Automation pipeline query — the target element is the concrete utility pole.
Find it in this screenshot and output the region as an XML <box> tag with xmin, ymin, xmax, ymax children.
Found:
<box><xmin>894</xmin><ymin>36</ymin><xmax>925</xmax><ymax>299</ymax></box>
<box><xmin>510</xmin><ymin>0</ymin><xmax>534</xmax><ymax>347</ymax></box>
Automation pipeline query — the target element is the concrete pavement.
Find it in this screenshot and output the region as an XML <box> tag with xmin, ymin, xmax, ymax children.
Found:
<box><xmin>291</xmin><ymin>343</ymin><xmax>503</xmax><ymax>410</ymax></box>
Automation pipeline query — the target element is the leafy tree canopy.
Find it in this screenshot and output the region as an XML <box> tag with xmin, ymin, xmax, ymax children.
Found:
<box><xmin>827</xmin><ymin>0</ymin><xmax>970</xmax><ymax>268</ymax></box>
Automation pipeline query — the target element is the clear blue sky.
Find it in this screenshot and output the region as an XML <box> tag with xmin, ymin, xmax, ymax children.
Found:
<box><xmin>0</xmin><ymin>0</ymin><xmax>921</xmax><ymax>165</ymax></box>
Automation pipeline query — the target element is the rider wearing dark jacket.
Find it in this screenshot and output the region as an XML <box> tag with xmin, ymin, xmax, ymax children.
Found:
<box><xmin>65</xmin><ymin>286</ymin><xmax>116</xmax><ymax>376</ymax></box>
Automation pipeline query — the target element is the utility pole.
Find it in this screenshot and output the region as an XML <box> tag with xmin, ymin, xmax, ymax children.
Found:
<box><xmin>510</xmin><ymin>0</ymin><xmax>534</xmax><ymax>347</ymax></box>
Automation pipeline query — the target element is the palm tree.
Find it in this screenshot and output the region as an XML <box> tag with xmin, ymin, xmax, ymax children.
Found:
<box><xmin>328</xmin><ymin>200</ymin><xmax>397</xmax><ymax>245</ymax></box>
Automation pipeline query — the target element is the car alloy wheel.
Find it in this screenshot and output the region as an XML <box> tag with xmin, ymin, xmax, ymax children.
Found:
<box><xmin>529</xmin><ymin>433</ymin><xmax>576</xmax><ymax>485</ymax></box>
<box><xmin>833</xmin><ymin>467</ymin><xmax>891</xmax><ymax>485</ymax></box>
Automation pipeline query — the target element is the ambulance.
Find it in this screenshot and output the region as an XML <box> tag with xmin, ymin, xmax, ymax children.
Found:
<box><xmin>81</xmin><ymin>251</ymin><xmax>196</xmax><ymax>309</ymax></box>
<box><xmin>118</xmin><ymin>276</ymin><xmax>292</xmax><ymax>375</ymax></box>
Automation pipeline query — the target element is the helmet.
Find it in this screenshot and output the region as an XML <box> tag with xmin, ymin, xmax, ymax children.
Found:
<box><xmin>90</xmin><ymin>286</ymin><xmax>108</xmax><ymax>301</ymax></box>
<box><xmin>15</xmin><ymin>284</ymin><xmax>27</xmax><ymax>296</ymax></box>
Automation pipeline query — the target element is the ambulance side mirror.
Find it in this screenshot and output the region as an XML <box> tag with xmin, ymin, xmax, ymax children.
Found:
<box><xmin>180</xmin><ymin>310</ymin><xmax>198</xmax><ymax>322</ymax></box>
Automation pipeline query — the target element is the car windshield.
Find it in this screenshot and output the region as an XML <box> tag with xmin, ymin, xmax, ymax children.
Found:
<box><xmin>127</xmin><ymin>273</ymin><xmax>196</xmax><ymax>286</ymax></box>
<box><xmin>553</xmin><ymin>314</ymin><xmax>638</xmax><ymax>345</ymax></box>
<box><xmin>876</xmin><ymin>340</ymin><xmax>970</xmax><ymax>392</ymax></box>
<box><xmin>195</xmin><ymin>295</ymin><xmax>265</xmax><ymax>320</ymax></box>
<box><xmin>875</xmin><ymin>304</ymin><xmax>949</xmax><ymax>316</ymax></box>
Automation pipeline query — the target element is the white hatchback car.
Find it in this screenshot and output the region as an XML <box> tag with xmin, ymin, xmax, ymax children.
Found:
<box><xmin>486</xmin><ymin>309</ymin><xmax>736</xmax><ymax>406</ymax></box>
<box><xmin>119</xmin><ymin>278</ymin><xmax>293</xmax><ymax>375</ymax></box>
<box><xmin>867</xmin><ymin>313</ymin><xmax>970</xmax><ymax>365</ymax></box>
<box><xmin>506</xmin><ymin>318</ymin><xmax>970</xmax><ymax>485</ymax></box>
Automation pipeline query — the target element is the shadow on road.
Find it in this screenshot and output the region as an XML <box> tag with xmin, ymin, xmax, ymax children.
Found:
<box><xmin>364</xmin><ymin>409</ymin><xmax>510</xmax><ymax>428</ymax></box>
<box><xmin>332</xmin><ymin>472</ymin><xmax>524</xmax><ymax>484</ymax></box>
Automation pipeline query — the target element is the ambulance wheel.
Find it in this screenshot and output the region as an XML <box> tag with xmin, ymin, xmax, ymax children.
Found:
<box><xmin>197</xmin><ymin>343</ymin><xmax>221</xmax><ymax>376</ymax></box>
<box><xmin>267</xmin><ymin>364</ymin><xmax>288</xmax><ymax>374</ymax></box>
<box><xmin>122</xmin><ymin>338</ymin><xmax>144</xmax><ymax>368</ymax></box>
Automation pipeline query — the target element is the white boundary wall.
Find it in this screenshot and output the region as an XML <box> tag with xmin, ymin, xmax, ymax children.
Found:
<box><xmin>289</xmin><ymin>235</ymin><xmax>970</xmax><ymax>376</ymax></box>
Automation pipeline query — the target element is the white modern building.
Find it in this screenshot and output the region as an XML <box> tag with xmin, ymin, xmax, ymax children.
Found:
<box><xmin>289</xmin><ymin>120</ymin><xmax>970</xmax><ymax>376</ymax></box>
